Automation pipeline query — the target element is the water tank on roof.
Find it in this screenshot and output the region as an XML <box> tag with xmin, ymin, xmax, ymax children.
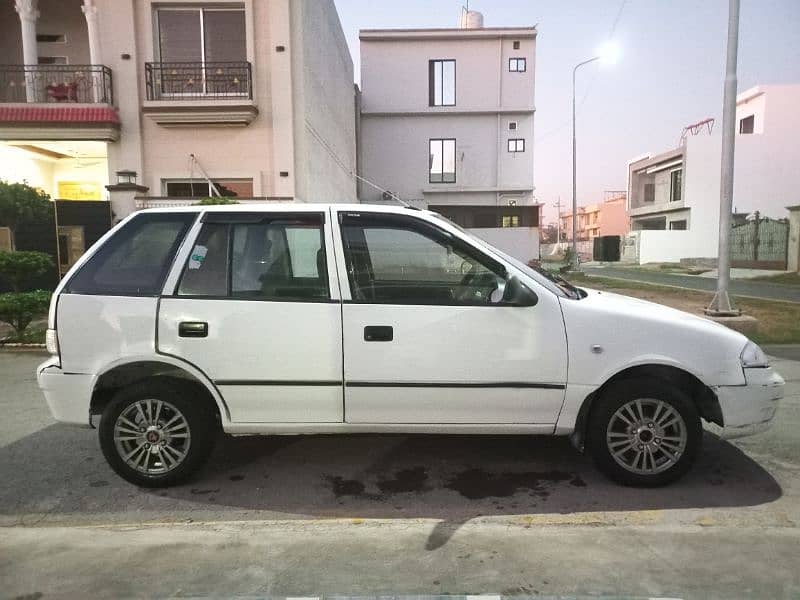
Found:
<box><xmin>460</xmin><ymin>10</ymin><xmax>484</xmax><ymax>29</ymax></box>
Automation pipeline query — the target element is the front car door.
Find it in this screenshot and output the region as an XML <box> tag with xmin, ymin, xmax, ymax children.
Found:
<box><xmin>158</xmin><ymin>210</ymin><xmax>343</xmax><ymax>424</ymax></box>
<box><xmin>334</xmin><ymin>209</ymin><xmax>568</xmax><ymax>425</ymax></box>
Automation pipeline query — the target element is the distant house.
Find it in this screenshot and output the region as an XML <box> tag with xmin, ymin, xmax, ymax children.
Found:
<box><xmin>559</xmin><ymin>193</ymin><xmax>628</xmax><ymax>241</ymax></box>
<box><xmin>626</xmin><ymin>84</ymin><xmax>800</xmax><ymax>264</ymax></box>
<box><xmin>358</xmin><ymin>11</ymin><xmax>541</xmax><ymax>262</ymax></box>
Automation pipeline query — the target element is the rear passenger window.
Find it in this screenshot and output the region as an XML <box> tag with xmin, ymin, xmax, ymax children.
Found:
<box><xmin>177</xmin><ymin>214</ymin><xmax>329</xmax><ymax>301</ymax></box>
<box><xmin>66</xmin><ymin>213</ymin><xmax>195</xmax><ymax>296</ymax></box>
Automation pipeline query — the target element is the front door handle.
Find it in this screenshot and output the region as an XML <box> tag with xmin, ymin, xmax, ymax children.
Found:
<box><xmin>364</xmin><ymin>325</ymin><xmax>393</xmax><ymax>342</ymax></box>
<box><xmin>179</xmin><ymin>321</ymin><xmax>208</xmax><ymax>338</ymax></box>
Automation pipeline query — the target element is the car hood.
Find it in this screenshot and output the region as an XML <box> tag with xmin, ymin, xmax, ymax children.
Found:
<box><xmin>558</xmin><ymin>287</ymin><xmax>749</xmax><ymax>386</ymax></box>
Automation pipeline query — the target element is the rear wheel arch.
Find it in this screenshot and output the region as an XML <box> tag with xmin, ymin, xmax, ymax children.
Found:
<box><xmin>570</xmin><ymin>363</ymin><xmax>722</xmax><ymax>450</ymax></box>
<box><xmin>90</xmin><ymin>358</ymin><xmax>226</xmax><ymax>425</ymax></box>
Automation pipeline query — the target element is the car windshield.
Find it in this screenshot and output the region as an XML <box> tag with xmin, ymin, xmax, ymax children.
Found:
<box><xmin>430</xmin><ymin>212</ymin><xmax>583</xmax><ymax>299</ymax></box>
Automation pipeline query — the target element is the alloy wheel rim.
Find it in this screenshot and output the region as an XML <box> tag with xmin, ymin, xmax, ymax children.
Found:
<box><xmin>113</xmin><ymin>399</ymin><xmax>191</xmax><ymax>475</ymax></box>
<box><xmin>606</xmin><ymin>398</ymin><xmax>687</xmax><ymax>475</ymax></box>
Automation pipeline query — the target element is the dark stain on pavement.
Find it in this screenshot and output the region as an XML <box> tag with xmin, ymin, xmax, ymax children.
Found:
<box><xmin>190</xmin><ymin>488</ymin><xmax>220</xmax><ymax>495</ymax></box>
<box><xmin>327</xmin><ymin>476</ymin><xmax>366</xmax><ymax>497</ymax></box>
<box><xmin>88</xmin><ymin>480</ymin><xmax>108</xmax><ymax>487</ymax></box>
<box><xmin>570</xmin><ymin>475</ymin><xmax>587</xmax><ymax>487</ymax></box>
<box><xmin>229</xmin><ymin>474</ymin><xmax>245</xmax><ymax>482</ymax></box>
<box><xmin>445</xmin><ymin>468</ymin><xmax>574</xmax><ymax>499</ymax></box>
<box><xmin>377</xmin><ymin>467</ymin><xmax>428</xmax><ymax>494</ymax></box>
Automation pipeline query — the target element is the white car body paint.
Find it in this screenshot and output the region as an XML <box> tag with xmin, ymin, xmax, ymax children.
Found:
<box><xmin>37</xmin><ymin>204</ymin><xmax>783</xmax><ymax>444</ymax></box>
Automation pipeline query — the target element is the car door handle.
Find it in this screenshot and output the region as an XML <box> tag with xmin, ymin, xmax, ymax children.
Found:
<box><xmin>179</xmin><ymin>321</ymin><xmax>208</xmax><ymax>338</ymax></box>
<box><xmin>364</xmin><ymin>325</ymin><xmax>393</xmax><ymax>342</ymax></box>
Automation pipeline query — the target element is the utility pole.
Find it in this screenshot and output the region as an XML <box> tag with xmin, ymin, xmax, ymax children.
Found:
<box><xmin>707</xmin><ymin>0</ymin><xmax>740</xmax><ymax>316</ymax></box>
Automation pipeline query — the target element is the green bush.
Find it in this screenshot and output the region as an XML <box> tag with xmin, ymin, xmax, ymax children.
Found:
<box><xmin>0</xmin><ymin>290</ymin><xmax>51</xmax><ymax>337</ymax></box>
<box><xmin>194</xmin><ymin>197</ymin><xmax>239</xmax><ymax>205</ymax></box>
<box><xmin>0</xmin><ymin>180</ymin><xmax>52</xmax><ymax>250</ymax></box>
<box><xmin>0</xmin><ymin>250</ymin><xmax>54</xmax><ymax>292</ymax></box>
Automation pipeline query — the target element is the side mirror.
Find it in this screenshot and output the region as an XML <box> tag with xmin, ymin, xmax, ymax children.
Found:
<box><xmin>501</xmin><ymin>276</ymin><xmax>538</xmax><ymax>307</ymax></box>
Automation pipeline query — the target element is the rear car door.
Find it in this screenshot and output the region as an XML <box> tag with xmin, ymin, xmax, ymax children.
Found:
<box><xmin>157</xmin><ymin>210</ymin><xmax>344</xmax><ymax>424</ymax></box>
<box><xmin>334</xmin><ymin>210</ymin><xmax>568</xmax><ymax>425</ymax></box>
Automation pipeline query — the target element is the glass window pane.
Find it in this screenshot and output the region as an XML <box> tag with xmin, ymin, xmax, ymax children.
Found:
<box><xmin>442</xmin><ymin>60</ymin><xmax>455</xmax><ymax>105</ymax></box>
<box><xmin>429</xmin><ymin>139</ymin><xmax>443</xmax><ymax>182</ymax></box>
<box><xmin>158</xmin><ymin>10</ymin><xmax>202</xmax><ymax>62</ymax></box>
<box><xmin>203</xmin><ymin>9</ymin><xmax>246</xmax><ymax>62</ymax></box>
<box><xmin>434</xmin><ymin>61</ymin><xmax>443</xmax><ymax>106</ymax></box>
<box><xmin>213</xmin><ymin>179</ymin><xmax>253</xmax><ymax>198</ymax></box>
<box><xmin>178</xmin><ymin>223</ymin><xmax>229</xmax><ymax>296</ymax></box>
<box><xmin>442</xmin><ymin>139</ymin><xmax>456</xmax><ymax>182</ymax></box>
<box><xmin>231</xmin><ymin>220</ymin><xmax>328</xmax><ymax>300</ymax></box>
<box><xmin>66</xmin><ymin>213</ymin><xmax>195</xmax><ymax>296</ymax></box>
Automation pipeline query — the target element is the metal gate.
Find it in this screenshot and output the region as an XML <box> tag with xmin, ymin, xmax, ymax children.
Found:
<box><xmin>730</xmin><ymin>214</ymin><xmax>789</xmax><ymax>270</ymax></box>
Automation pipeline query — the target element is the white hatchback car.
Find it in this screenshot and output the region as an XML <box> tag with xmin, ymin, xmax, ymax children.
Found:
<box><xmin>37</xmin><ymin>204</ymin><xmax>783</xmax><ymax>487</ymax></box>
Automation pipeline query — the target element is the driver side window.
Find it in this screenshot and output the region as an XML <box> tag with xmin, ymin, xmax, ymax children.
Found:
<box><xmin>340</xmin><ymin>213</ymin><xmax>508</xmax><ymax>305</ymax></box>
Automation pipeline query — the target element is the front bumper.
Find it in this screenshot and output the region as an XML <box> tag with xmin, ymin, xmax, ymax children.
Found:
<box><xmin>37</xmin><ymin>357</ymin><xmax>93</xmax><ymax>427</ymax></box>
<box><xmin>716</xmin><ymin>366</ymin><xmax>784</xmax><ymax>439</ymax></box>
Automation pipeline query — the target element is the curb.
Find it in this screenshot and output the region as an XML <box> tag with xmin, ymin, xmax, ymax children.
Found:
<box><xmin>0</xmin><ymin>343</ymin><xmax>47</xmax><ymax>352</ymax></box>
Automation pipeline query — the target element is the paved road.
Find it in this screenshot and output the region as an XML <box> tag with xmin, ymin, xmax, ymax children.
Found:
<box><xmin>582</xmin><ymin>265</ymin><xmax>800</xmax><ymax>302</ymax></box>
<box><xmin>2</xmin><ymin>351</ymin><xmax>800</xmax><ymax>598</ymax></box>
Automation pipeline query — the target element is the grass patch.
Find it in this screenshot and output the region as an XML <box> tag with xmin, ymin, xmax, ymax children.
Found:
<box><xmin>564</xmin><ymin>273</ymin><xmax>800</xmax><ymax>344</ymax></box>
<box><xmin>746</xmin><ymin>272</ymin><xmax>800</xmax><ymax>286</ymax></box>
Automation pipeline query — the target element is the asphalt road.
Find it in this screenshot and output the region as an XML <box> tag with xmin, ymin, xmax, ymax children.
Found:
<box><xmin>582</xmin><ymin>265</ymin><xmax>800</xmax><ymax>302</ymax></box>
<box><xmin>2</xmin><ymin>351</ymin><xmax>800</xmax><ymax>598</ymax></box>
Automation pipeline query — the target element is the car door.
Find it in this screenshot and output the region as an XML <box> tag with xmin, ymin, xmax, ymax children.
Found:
<box><xmin>157</xmin><ymin>210</ymin><xmax>344</xmax><ymax>424</ymax></box>
<box><xmin>334</xmin><ymin>209</ymin><xmax>568</xmax><ymax>425</ymax></box>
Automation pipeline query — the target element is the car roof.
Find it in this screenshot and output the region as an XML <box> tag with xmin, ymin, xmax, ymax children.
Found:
<box><xmin>138</xmin><ymin>203</ymin><xmax>430</xmax><ymax>215</ymax></box>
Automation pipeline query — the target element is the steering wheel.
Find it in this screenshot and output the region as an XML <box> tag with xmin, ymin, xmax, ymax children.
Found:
<box><xmin>455</xmin><ymin>266</ymin><xmax>500</xmax><ymax>304</ymax></box>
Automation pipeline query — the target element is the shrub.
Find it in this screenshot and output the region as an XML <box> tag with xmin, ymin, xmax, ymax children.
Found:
<box><xmin>0</xmin><ymin>290</ymin><xmax>51</xmax><ymax>337</ymax></box>
<box><xmin>0</xmin><ymin>180</ymin><xmax>52</xmax><ymax>250</ymax></box>
<box><xmin>194</xmin><ymin>197</ymin><xmax>239</xmax><ymax>205</ymax></box>
<box><xmin>0</xmin><ymin>250</ymin><xmax>54</xmax><ymax>292</ymax></box>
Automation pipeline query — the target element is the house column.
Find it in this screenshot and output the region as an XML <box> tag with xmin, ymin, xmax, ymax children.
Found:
<box><xmin>14</xmin><ymin>0</ymin><xmax>39</xmax><ymax>102</ymax></box>
<box><xmin>81</xmin><ymin>0</ymin><xmax>102</xmax><ymax>102</ymax></box>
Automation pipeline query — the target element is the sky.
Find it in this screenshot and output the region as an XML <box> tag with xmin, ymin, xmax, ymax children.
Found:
<box><xmin>333</xmin><ymin>0</ymin><xmax>800</xmax><ymax>222</ymax></box>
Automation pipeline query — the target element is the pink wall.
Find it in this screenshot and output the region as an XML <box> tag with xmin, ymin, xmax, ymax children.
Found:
<box><xmin>599</xmin><ymin>197</ymin><xmax>629</xmax><ymax>236</ymax></box>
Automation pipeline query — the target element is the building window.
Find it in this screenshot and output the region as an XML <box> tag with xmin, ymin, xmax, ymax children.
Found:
<box><xmin>509</xmin><ymin>58</ymin><xmax>527</xmax><ymax>72</ymax></box>
<box><xmin>739</xmin><ymin>114</ymin><xmax>755</xmax><ymax>134</ymax></box>
<box><xmin>501</xmin><ymin>215</ymin><xmax>520</xmax><ymax>228</ymax></box>
<box><xmin>156</xmin><ymin>7</ymin><xmax>246</xmax><ymax>64</ymax></box>
<box><xmin>37</xmin><ymin>33</ymin><xmax>66</xmax><ymax>43</ymax></box>
<box><xmin>513</xmin><ymin>41</ymin><xmax>521</xmax><ymax>50</ymax></box>
<box><xmin>428</xmin><ymin>59</ymin><xmax>455</xmax><ymax>106</ymax></box>
<box><xmin>670</xmin><ymin>169</ymin><xmax>682</xmax><ymax>202</ymax></box>
<box><xmin>507</xmin><ymin>139</ymin><xmax>525</xmax><ymax>153</ymax></box>
<box><xmin>508</xmin><ymin>121</ymin><xmax>517</xmax><ymax>130</ymax></box>
<box><xmin>164</xmin><ymin>178</ymin><xmax>253</xmax><ymax>198</ymax></box>
<box><xmin>644</xmin><ymin>183</ymin><xmax>655</xmax><ymax>203</ymax></box>
<box><xmin>669</xmin><ymin>220</ymin><xmax>687</xmax><ymax>230</ymax></box>
<box><xmin>429</xmin><ymin>139</ymin><xmax>456</xmax><ymax>183</ymax></box>
<box><xmin>38</xmin><ymin>56</ymin><xmax>67</xmax><ymax>65</ymax></box>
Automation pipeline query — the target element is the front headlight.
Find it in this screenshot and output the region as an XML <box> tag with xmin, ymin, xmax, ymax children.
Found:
<box><xmin>740</xmin><ymin>341</ymin><xmax>769</xmax><ymax>368</ymax></box>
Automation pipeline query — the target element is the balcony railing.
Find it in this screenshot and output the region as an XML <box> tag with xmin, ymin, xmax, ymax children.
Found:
<box><xmin>0</xmin><ymin>64</ymin><xmax>113</xmax><ymax>104</ymax></box>
<box><xmin>145</xmin><ymin>62</ymin><xmax>252</xmax><ymax>100</ymax></box>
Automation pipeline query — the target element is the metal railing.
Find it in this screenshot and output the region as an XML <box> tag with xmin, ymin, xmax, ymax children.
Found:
<box><xmin>145</xmin><ymin>62</ymin><xmax>252</xmax><ymax>100</ymax></box>
<box><xmin>0</xmin><ymin>64</ymin><xmax>113</xmax><ymax>104</ymax></box>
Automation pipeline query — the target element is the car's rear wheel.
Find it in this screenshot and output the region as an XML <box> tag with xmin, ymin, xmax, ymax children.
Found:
<box><xmin>99</xmin><ymin>379</ymin><xmax>217</xmax><ymax>487</ymax></box>
<box><xmin>587</xmin><ymin>378</ymin><xmax>702</xmax><ymax>487</ymax></box>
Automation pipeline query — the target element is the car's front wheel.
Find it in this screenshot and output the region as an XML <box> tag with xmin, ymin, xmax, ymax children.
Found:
<box><xmin>99</xmin><ymin>380</ymin><xmax>217</xmax><ymax>487</ymax></box>
<box><xmin>587</xmin><ymin>378</ymin><xmax>702</xmax><ymax>486</ymax></box>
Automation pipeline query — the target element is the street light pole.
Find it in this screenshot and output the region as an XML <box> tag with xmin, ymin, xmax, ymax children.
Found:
<box><xmin>707</xmin><ymin>0</ymin><xmax>741</xmax><ymax>316</ymax></box>
<box><xmin>572</xmin><ymin>56</ymin><xmax>600</xmax><ymax>270</ymax></box>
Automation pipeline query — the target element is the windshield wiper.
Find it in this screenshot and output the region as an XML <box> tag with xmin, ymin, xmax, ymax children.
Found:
<box><xmin>533</xmin><ymin>267</ymin><xmax>583</xmax><ymax>300</ymax></box>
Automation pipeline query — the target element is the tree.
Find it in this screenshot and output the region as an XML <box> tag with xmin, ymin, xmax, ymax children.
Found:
<box><xmin>195</xmin><ymin>197</ymin><xmax>239</xmax><ymax>205</ymax></box>
<box><xmin>0</xmin><ymin>250</ymin><xmax>54</xmax><ymax>292</ymax></box>
<box><xmin>0</xmin><ymin>180</ymin><xmax>53</xmax><ymax>251</ymax></box>
<box><xmin>540</xmin><ymin>222</ymin><xmax>559</xmax><ymax>244</ymax></box>
<box><xmin>0</xmin><ymin>290</ymin><xmax>51</xmax><ymax>338</ymax></box>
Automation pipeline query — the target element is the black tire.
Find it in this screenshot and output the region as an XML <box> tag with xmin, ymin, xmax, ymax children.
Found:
<box><xmin>586</xmin><ymin>377</ymin><xmax>702</xmax><ymax>487</ymax></box>
<box><xmin>99</xmin><ymin>379</ymin><xmax>217</xmax><ymax>488</ymax></box>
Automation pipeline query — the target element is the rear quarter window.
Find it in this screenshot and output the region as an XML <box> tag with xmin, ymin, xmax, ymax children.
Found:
<box><xmin>65</xmin><ymin>212</ymin><xmax>196</xmax><ymax>296</ymax></box>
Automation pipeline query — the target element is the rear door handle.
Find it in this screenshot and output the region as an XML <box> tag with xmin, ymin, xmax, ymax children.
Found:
<box><xmin>364</xmin><ymin>325</ymin><xmax>393</xmax><ymax>342</ymax></box>
<box><xmin>179</xmin><ymin>321</ymin><xmax>208</xmax><ymax>338</ymax></box>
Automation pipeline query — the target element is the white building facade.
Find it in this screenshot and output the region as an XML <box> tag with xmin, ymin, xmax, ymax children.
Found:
<box><xmin>0</xmin><ymin>0</ymin><xmax>357</xmax><ymax>220</ymax></box>
<box><xmin>626</xmin><ymin>84</ymin><xmax>800</xmax><ymax>264</ymax></box>
<box><xmin>358</xmin><ymin>17</ymin><xmax>541</xmax><ymax>262</ymax></box>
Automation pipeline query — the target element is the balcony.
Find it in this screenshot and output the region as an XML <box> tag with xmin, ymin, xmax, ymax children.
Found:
<box><xmin>0</xmin><ymin>64</ymin><xmax>119</xmax><ymax>141</ymax></box>
<box><xmin>143</xmin><ymin>62</ymin><xmax>257</xmax><ymax>127</ymax></box>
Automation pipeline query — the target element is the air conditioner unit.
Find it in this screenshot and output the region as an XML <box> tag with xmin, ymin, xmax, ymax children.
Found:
<box><xmin>382</xmin><ymin>190</ymin><xmax>395</xmax><ymax>202</ymax></box>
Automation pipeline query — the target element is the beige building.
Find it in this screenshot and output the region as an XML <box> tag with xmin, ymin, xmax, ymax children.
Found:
<box><xmin>358</xmin><ymin>12</ymin><xmax>541</xmax><ymax>261</ymax></box>
<box><xmin>559</xmin><ymin>193</ymin><xmax>628</xmax><ymax>241</ymax></box>
<box><xmin>0</xmin><ymin>0</ymin><xmax>357</xmax><ymax>221</ymax></box>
